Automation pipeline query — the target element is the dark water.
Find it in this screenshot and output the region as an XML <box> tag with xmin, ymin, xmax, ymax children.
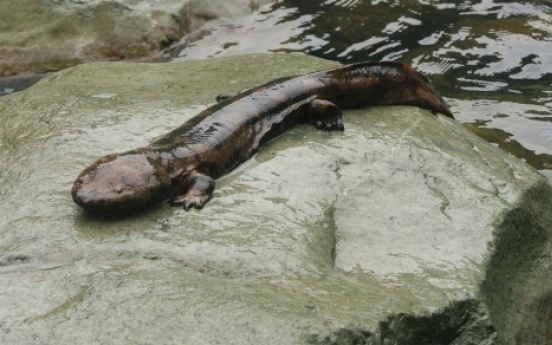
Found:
<box><xmin>0</xmin><ymin>73</ymin><xmax>51</xmax><ymax>96</ymax></box>
<box><xmin>169</xmin><ymin>0</ymin><xmax>552</xmax><ymax>177</ymax></box>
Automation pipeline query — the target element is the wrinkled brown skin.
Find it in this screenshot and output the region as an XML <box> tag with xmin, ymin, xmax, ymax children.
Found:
<box><xmin>72</xmin><ymin>61</ymin><xmax>453</xmax><ymax>214</ymax></box>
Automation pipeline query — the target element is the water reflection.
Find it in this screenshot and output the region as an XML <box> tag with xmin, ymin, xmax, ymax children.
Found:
<box><xmin>453</xmin><ymin>98</ymin><xmax>552</xmax><ymax>169</ymax></box>
<box><xmin>166</xmin><ymin>0</ymin><xmax>552</xmax><ymax>175</ymax></box>
<box><xmin>166</xmin><ymin>7</ymin><xmax>319</xmax><ymax>61</ymax></box>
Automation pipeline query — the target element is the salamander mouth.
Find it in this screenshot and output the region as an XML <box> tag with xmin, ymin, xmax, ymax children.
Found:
<box><xmin>71</xmin><ymin>183</ymin><xmax>150</xmax><ymax>214</ymax></box>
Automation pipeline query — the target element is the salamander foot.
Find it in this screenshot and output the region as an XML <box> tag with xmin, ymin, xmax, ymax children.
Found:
<box><xmin>309</xmin><ymin>99</ymin><xmax>345</xmax><ymax>131</ymax></box>
<box><xmin>170</xmin><ymin>174</ymin><xmax>215</xmax><ymax>211</ymax></box>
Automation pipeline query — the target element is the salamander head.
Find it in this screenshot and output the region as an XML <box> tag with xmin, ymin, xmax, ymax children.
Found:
<box><xmin>72</xmin><ymin>153</ymin><xmax>172</xmax><ymax>214</ymax></box>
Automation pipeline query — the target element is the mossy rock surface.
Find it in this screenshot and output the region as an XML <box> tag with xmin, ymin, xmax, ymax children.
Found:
<box><xmin>0</xmin><ymin>53</ymin><xmax>550</xmax><ymax>344</ymax></box>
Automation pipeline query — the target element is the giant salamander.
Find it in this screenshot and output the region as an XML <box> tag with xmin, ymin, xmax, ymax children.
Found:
<box><xmin>72</xmin><ymin>61</ymin><xmax>453</xmax><ymax>214</ymax></box>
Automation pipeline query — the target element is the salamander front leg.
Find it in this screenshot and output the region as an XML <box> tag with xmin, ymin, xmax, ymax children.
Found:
<box><xmin>308</xmin><ymin>99</ymin><xmax>344</xmax><ymax>131</ymax></box>
<box><xmin>170</xmin><ymin>173</ymin><xmax>215</xmax><ymax>210</ymax></box>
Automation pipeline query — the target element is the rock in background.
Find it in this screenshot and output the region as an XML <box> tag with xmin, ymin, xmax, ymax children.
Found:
<box><xmin>1</xmin><ymin>54</ymin><xmax>552</xmax><ymax>344</ymax></box>
<box><xmin>0</xmin><ymin>0</ymin><xmax>272</xmax><ymax>76</ymax></box>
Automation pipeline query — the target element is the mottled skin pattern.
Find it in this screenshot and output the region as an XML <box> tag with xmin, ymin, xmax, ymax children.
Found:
<box><xmin>72</xmin><ymin>61</ymin><xmax>453</xmax><ymax>214</ymax></box>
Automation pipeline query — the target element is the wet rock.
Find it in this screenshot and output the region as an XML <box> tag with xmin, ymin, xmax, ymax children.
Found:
<box><xmin>0</xmin><ymin>54</ymin><xmax>551</xmax><ymax>344</ymax></box>
<box><xmin>0</xmin><ymin>0</ymin><xmax>273</xmax><ymax>77</ymax></box>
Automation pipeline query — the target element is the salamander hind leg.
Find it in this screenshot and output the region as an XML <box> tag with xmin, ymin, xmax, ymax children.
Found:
<box><xmin>308</xmin><ymin>99</ymin><xmax>344</xmax><ymax>131</ymax></box>
<box><xmin>170</xmin><ymin>174</ymin><xmax>215</xmax><ymax>210</ymax></box>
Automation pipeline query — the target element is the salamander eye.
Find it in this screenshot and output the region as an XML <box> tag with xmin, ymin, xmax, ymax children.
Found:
<box><xmin>77</xmin><ymin>175</ymin><xmax>91</xmax><ymax>184</ymax></box>
<box><xmin>115</xmin><ymin>186</ymin><xmax>123</xmax><ymax>194</ymax></box>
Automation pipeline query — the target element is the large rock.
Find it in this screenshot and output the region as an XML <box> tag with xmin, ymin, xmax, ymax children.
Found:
<box><xmin>1</xmin><ymin>53</ymin><xmax>551</xmax><ymax>344</ymax></box>
<box><xmin>0</xmin><ymin>0</ymin><xmax>273</xmax><ymax>76</ymax></box>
